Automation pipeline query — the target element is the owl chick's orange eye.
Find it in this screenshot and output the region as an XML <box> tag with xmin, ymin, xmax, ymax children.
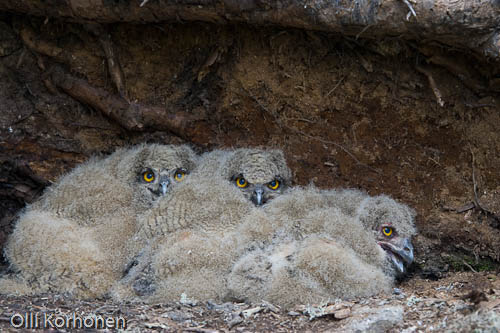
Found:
<box><xmin>382</xmin><ymin>227</ymin><xmax>393</xmax><ymax>237</ymax></box>
<box><xmin>143</xmin><ymin>171</ymin><xmax>155</xmax><ymax>183</ymax></box>
<box><xmin>236</xmin><ymin>177</ymin><xmax>248</xmax><ymax>188</ymax></box>
<box><xmin>174</xmin><ymin>170</ymin><xmax>186</xmax><ymax>182</ymax></box>
<box><xmin>267</xmin><ymin>179</ymin><xmax>280</xmax><ymax>190</ymax></box>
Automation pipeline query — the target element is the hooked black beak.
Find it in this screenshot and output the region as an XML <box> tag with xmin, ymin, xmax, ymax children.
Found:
<box><xmin>252</xmin><ymin>187</ymin><xmax>264</xmax><ymax>206</ymax></box>
<box><xmin>379</xmin><ymin>237</ymin><xmax>414</xmax><ymax>274</ymax></box>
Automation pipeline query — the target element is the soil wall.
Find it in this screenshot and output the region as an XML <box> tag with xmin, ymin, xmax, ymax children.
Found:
<box><xmin>1</xmin><ymin>16</ymin><xmax>499</xmax><ymax>274</ymax></box>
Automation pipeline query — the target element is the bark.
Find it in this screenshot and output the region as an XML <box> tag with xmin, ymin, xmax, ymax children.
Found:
<box><xmin>1</xmin><ymin>0</ymin><xmax>499</xmax><ymax>58</ymax></box>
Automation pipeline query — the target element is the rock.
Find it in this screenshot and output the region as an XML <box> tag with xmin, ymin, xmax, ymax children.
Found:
<box><xmin>406</xmin><ymin>295</ymin><xmax>422</xmax><ymax>306</ymax></box>
<box><xmin>340</xmin><ymin>305</ymin><xmax>404</xmax><ymax>333</ymax></box>
<box><xmin>227</xmin><ymin>313</ymin><xmax>244</xmax><ymax>329</ymax></box>
<box><xmin>179</xmin><ymin>293</ymin><xmax>198</xmax><ymax>306</ymax></box>
<box><xmin>165</xmin><ymin>310</ymin><xmax>193</xmax><ymax>322</ymax></box>
<box><xmin>445</xmin><ymin>309</ymin><xmax>500</xmax><ymax>333</ymax></box>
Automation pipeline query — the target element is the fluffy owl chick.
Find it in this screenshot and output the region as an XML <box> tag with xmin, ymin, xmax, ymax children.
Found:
<box><xmin>227</xmin><ymin>234</ymin><xmax>392</xmax><ymax>308</ymax></box>
<box><xmin>1</xmin><ymin>144</ymin><xmax>198</xmax><ymax>298</ymax></box>
<box><xmin>261</xmin><ymin>186</ymin><xmax>416</xmax><ymax>275</ymax></box>
<box><xmin>231</xmin><ymin>186</ymin><xmax>386</xmax><ymax>267</ymax></box>
<box><xmin>226</xmin><ymin>187</ymin><xmax>416</xmax><ymax>308</ymax></box>
<box><xmin>112</xmin><ymin>148</ymin><xmax>292</xmax><ymax>303</ymax></box>
<box><xmin>219</xmin><ymin>148</ymin><xmax>292</xmax><ymax>206</ymax></box>
<box><xmin>355</xmin><ymin>194</ymin><xmax>416</xmax><ymax>275</ymax></box>
<box><xmin>32</xmin><ymin>143</ymin><xmax>199</xmax><ymax>224</ymax></box>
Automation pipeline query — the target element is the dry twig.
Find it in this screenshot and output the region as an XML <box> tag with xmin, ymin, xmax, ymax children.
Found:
<box><xmin>462</xmin><ymin>260</ymin><xmax>478</xmax><ymax>273</ymax></box>
<box><xmin>326</xmin><ymin>76</ymin><xmax>345</xmax><ymax>97</ymax></box>
<box><xmin>416</xmin><ymin>66</ymin><xmax>445</xmax><ymax>107</ymax></box>
<box><xmin>401</xmin><ymin>0</ymin><xmax>417</xmax><ymax>20</ymax></box>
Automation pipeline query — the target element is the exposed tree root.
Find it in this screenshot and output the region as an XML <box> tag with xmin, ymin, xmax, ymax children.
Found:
<box><xmin>2</xmin><ymin>0</ymin><xmax>500</xmax><ymax>58</ymax></box>
<box><xmin>46</xmin><ymin>65</ymin><xmax>210</xmax><ymax>140</ymax></box>
<box><xmin>85</xmin><ymin>24</ymin><xmax>128</xmax><ymax>99</ymax></box>
<box><xmin>416</xmin><ymin>65</ymin><xmax>445</xmax><ymax>107</ymax></box>
<box><xmin>18</xmin><ymin>24</ymin><xmax>212</xmax><ymax>142</ymax></box>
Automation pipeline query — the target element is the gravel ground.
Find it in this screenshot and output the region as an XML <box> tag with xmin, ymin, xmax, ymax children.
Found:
<box><xmin>0</xmin><ymin>271</ymin><xmax>498</xmax><ymax>332</ymax></box>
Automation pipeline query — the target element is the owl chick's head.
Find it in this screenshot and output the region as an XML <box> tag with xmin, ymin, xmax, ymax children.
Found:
<box><xmin>223</xmin><ymin>149</ymin><xmax>292</xmax><ymax>206</ymax></box>
<box><xmin>357</xmin><ymin>195</ymin><xmax>417</xmax><ymax>276</ymax></box>
<box><xmin>114</xmin><ymin>144</ymin><xmax>198</xmax><ymax>208</ymax></box>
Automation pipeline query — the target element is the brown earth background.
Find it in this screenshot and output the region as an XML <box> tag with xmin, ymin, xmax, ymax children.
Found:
<box><xmin>0</xmin><ymin>12</ymin><xmax>499</xmax><ymax>285</ymax></box>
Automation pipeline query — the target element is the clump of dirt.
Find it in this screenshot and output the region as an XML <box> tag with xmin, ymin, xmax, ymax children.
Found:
<box><xmin>0</xmin><ymin>16</ymin><xmax>499</xmax><ymax>277</ymax></box>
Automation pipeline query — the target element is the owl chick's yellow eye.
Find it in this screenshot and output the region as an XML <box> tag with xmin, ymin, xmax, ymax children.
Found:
<box><xmin>236</xmin><ymin>177</ymin><xmax>248</xmax><ymax>188</ymax></box>
<box><xmin>267</xmin><ymin>179</ymin><xmax>280</xmax><ymax>190</ymax></box>
<box><xmin>174</xmin><ymin>170</ymin><xmax>185</xmax><ymax>181</ymax></box>
<box><xmin>143</xmin><ymin>171</ymin><xmax>155</xmax><ymax>183</ymax></box>
<box><xmin>382</xmin><ymin>227</ymin><xmax>393</xmax><ymax>237</ymax></box>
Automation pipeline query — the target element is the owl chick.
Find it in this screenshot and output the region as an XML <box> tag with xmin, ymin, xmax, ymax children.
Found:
<box><xmin>133</xmin><ymin>148</ymin><xmax>292</xmax><ymax>238</ymax></box>
<box><xmin>226</xmin><ymin>186</ymin><xmax>417</xmax><ymax>308</ymax></box>
<box><xmin>227</xmin><ymin>233</ymin><xmax>392</xmax><ymax>308</ymax></box>
<box><xmin>112</xmin><ymin>148</ymin><xmax>292</xmax><ymax>303</ymax></box>
<box><xmin>208</xmin><ymin>148</ymin><xmax>292</xmax><ymax>206</ymax></box>
<box><xmin>289</xmin><ymin>187</ymin><xmax>417</xmax><ymax>275</ymax></box>
<box><xmin>355</xmin><ymin>194</ymin><xmax>416</xmax><ymax>275</ymax></box>
<box><xmin>1</xmin><ymin>144</ymin><xmax>198</xmax><ymax>298</ymax></box>
<box><xmin>277</xmin><ymin>186</ymin><xmax>416</xmax><ymax>275</ymax></box>
<box><xmin>32</xmin><ymin>143</ymin><xmax>198</xmax><ymax>221</ymax></box>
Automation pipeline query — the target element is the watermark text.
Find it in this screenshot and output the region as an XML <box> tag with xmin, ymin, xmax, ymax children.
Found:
<box><xmin>10</xmin><ymin>312</ymin><xmax>127</xmax><ymax>329</ymax></box>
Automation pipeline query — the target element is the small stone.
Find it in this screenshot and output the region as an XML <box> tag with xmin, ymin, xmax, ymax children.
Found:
<box><xmin>342</xmin><ymin>305</ymin><xmax>403</xmax><ymax>332</ymax></box>
<box><xmin>227</xmin><ymin>315</ymin><xmax>243</xmax><ymax>329</ymax></box>
<box><xmin>165</xmin><ymin>310</ymin><xmax>192</xmax><ymax>322</ymax></box>
<box><xmin>407</xmin><ymin>295</ymin><xmax>422</xmax><ymax>306</ymax></box>
<box><xmin>179</xmin><ymin>293</ymin><xmax>198</xmax><ymax>306</ymax></box>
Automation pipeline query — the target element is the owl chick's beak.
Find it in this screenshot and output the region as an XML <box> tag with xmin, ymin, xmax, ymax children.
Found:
<box><xmin>158</xmin><ymin>175</ymin><xmax>170</xmax><ymax>196</ymax></box>
<box><xmin>379</xmin><ymin>237</ymin><xmax>414</xmax><ymax>274</ymax></box>
<box><xmin>252</xmin><ymin>187</ymin><xmax>265</xmax><ymax>206</ymax></box>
